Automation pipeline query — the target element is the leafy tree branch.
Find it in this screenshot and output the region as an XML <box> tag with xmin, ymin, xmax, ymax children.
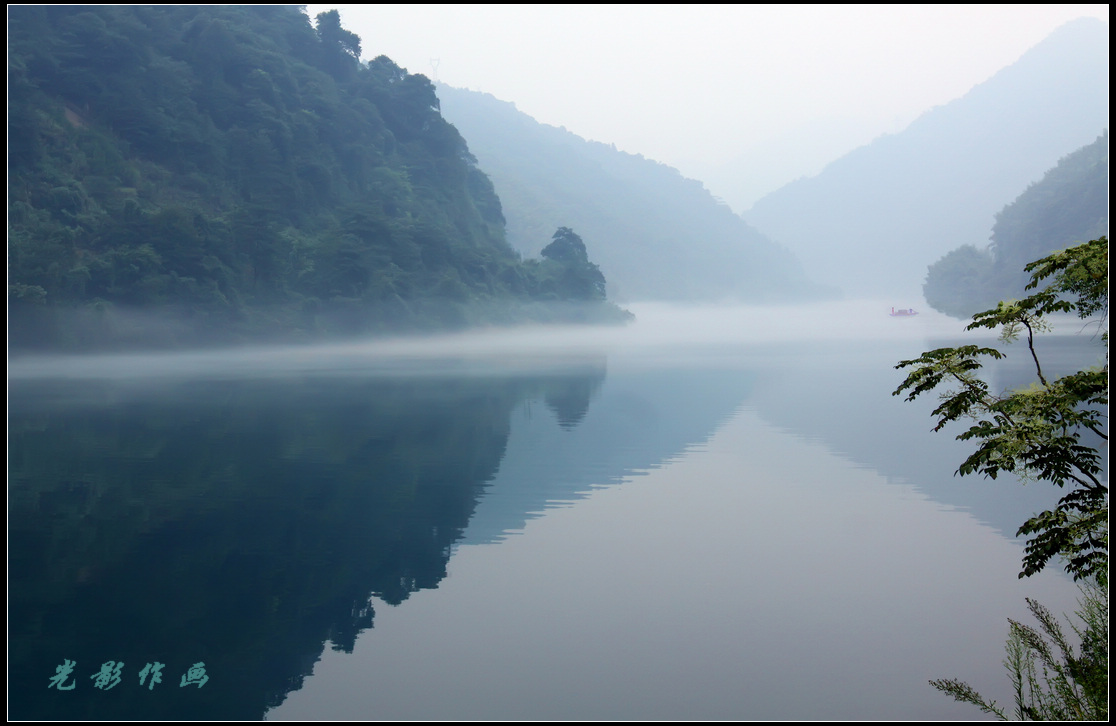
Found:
<box><xmin>894</xmin><ymin>237</ymin><xmax>1108</xmax><ymax>581</ymax></box>
<box><xmin>905</xmin><ymin>237</ymin><xmax>1108</xmax><ymax>720</ymax></box>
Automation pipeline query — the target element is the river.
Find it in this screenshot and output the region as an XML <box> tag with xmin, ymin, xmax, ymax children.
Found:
<box><xmin>9</xmin><ymin>301</ymin><xmax>1095</xmax><ymax>720</ymax></box>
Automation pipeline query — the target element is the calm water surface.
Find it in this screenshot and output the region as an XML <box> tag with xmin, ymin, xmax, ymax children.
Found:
<box><xmin>9</xmin><ymin>302</ymin><xmax>1094</xmax><ymax>720</ymax></box>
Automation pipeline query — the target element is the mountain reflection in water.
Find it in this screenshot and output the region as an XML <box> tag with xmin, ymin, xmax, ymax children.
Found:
<box><xmin>9</xmin><ymin>304</ymin><xmax>1094</xmax><ymax>720</ymax></box>
<box><xmin>10</xmin><ymin>359</ymin><xmax>609</xmax><ymax>720</ymax></box>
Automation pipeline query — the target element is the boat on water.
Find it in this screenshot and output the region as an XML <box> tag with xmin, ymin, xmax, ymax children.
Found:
<box><xmin>890</xmin><ymin>307</ymin><xmax>919</xmax><ymax>317</ymax></box>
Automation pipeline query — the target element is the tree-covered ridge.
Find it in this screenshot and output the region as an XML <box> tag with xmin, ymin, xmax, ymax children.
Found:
<box><xmin>436</xmin><ymin>85</ymin><xmax>829</xmax><ymax>302</ymax></box>
<box><xmin>7</xmin><ymin>6</ymin><xmax>625</xmax><ymax>351</ymax></box>
<box><xmin>535</xmin><ymin>227</ymin><xmax>607</xmax><ymax>301</ymax></box>
<box><xmin>924</xmin><ymin>132</ymin><xmax>1109</xmax><ymax>318</ymax></box>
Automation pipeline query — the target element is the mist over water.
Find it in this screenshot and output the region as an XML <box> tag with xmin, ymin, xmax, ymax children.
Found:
<box><xmin>8</xmin><ymin>299</ymin><xmax>976</xmax><ymax>382</ymax></box>
<box><xmin>11</xmin><ymin>297</ymin><xmax>1098</xmax><ymax>720</ymax></box>
<box><xmin>9</xmin><ymin>5</ymin><xmax>1106</xmax><ymax>719</ymax></box>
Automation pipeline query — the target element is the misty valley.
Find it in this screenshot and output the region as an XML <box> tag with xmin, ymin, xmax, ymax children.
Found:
<box><xmin>7</xmin><ymin>5</ymin><xmax>1107</xmax><ymax>722</ymax></box>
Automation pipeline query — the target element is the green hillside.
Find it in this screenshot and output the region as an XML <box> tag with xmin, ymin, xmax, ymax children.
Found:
<box><xmin>923</xmin><ymin>131</ymin><xmax>1109</xmax><ymax>318</ymax></box>
<box><xmin>437</xmin><ymin>85</ymin><xmax>828</xmax><ymax>302</ymax></box>
<box><xmin>8</xmin><ymin>6</ymin><xmax>626</xmax><ymax>351</ymax></box>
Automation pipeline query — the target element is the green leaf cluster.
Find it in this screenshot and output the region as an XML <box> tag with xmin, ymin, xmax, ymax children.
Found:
<box><xmin>895</xmin><ymin>237</ymin><xmax>1108</xmax><ymax>581</ymax></box>
<box><xmin>902</xmin><ymin>237</ymin><xmax>1108</xmax><ymax>720</ymax></box>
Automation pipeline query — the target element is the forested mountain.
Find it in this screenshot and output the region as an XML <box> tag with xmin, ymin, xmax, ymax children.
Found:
<box><xmin>436</xmin><ymin>85</ymin><xmax>829</xmax><ymax>302</ymax></box>
<box><xmin>8</xmin><ymin>6</ymin><xmax>625</xmax><ymax>352</ymax></box>
<box><xmin>744</xmin><ymin>17</ymin><xmax>1108</xmax><ymax>299</ymax></box>
<box><xmin>923</xmin><ymin>132</ymin><xmax>1109</xmax><ymax>318</ymax></box>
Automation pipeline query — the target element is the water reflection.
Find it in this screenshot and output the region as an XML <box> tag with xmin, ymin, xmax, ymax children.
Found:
<box><xmin>742</xmin><ymin>335</ymin><xmax>1100</xmax><ymax>540</ymax></box>
<box><xmin>268</xmin><ymin>364</ymin><xmax>1081</xmax><ymax>721</ymax></box>
<box><xmin>10</xmin><ymin>363</ymin><xmax>615</xmax><ymax>720</ymax></box>
<box><xmin>9</xmin><ymin>310</ymin><xmax>1097</xmax><ymax>720</ymax></box>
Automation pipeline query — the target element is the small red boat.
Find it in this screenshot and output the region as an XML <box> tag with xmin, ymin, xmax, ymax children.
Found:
<box><xmin>890</xmin><ymin>307</ymin><xmax>919</xmax><ymax>317</ymax></box>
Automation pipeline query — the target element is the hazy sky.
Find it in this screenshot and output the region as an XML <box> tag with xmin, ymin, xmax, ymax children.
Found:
<box><xmin>305</xmin><ymin>5</ymin><xmax>1108</xmax><ymax>209</ymax></box>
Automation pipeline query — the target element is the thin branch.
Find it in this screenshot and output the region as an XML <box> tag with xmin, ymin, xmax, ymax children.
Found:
<box><xmin>1024</xmin><ymin>318</ymin><xmax>1048</xmax><ymax>387</ymax></box>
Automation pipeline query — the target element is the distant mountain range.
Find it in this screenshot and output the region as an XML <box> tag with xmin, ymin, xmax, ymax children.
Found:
<box><xmin>438</xmin><ymin>84</ymin><xmax>830</xmax><ymax>302</ymax></box>
<box><xmin>11</xmin><ymin>6</ymin><xmax>1105</xmax><ymax>342</ymax></box>
<box><xmin>743</xmin><ymin>17</ymin><xmax>1109</xmax><ymax>299</ymax></box>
